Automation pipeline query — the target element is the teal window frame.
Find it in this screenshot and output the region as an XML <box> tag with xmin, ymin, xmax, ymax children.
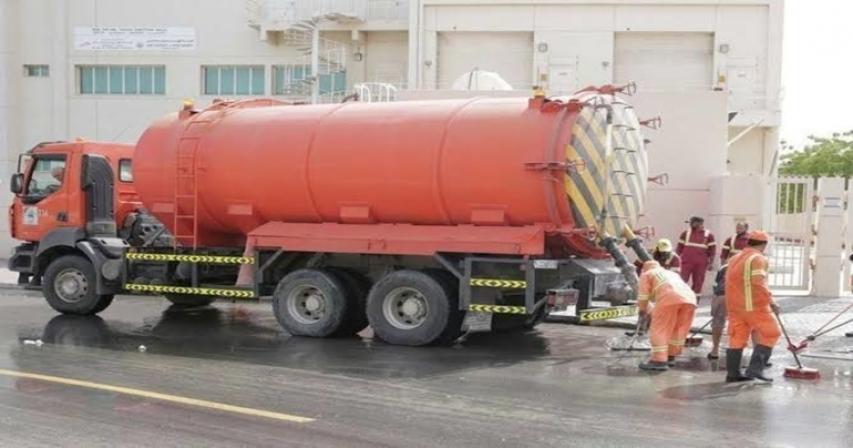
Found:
<box><xmin>78</xmin><ymin>65</ymin><xmax>166</xmax><ymax>95</ymax></box>
<box><xmin>202</xmin><ymin>65</ymin><xmax>264</xmax><ymax>96</ymax></box>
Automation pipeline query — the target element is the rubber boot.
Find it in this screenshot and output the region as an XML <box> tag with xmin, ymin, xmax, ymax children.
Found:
<box><xmin>667</xmin><ymin>356</ymin><xmax>676</xmax><ymax>367</ymax></box>
<box><xmin>639</xmin><ymin>360</ymin><xmax>668</xmax><ymax>371</ymax></box>
<box><xmin>745</xmin><ymin>345</ymin><xmax>774</xmax><ymax>382</ymax></box>
<box><xmin>725</xmin><ymin>349</ymin><xmax>753</xmax><ymax>383</ymax></box>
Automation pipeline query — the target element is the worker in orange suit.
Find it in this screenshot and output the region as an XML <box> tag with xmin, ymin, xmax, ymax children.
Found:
<box><xmin>676</xmin><ymin>216</ymin><xmax>716</xmax><ymax>296</ymax></box>
<box><xmin>720</xmin><ymin>221</ymin><xmax>749</xmax><ymax>263</ymax></box>
<box><xmin>724</xmin><ymin>230</ymin><xmax>781</xmax><ymax>383</ymax></box>
<box><xmin>637</xmin><ymin>261</ymin><xmax>698</xmax><ymax>371</ymax></box>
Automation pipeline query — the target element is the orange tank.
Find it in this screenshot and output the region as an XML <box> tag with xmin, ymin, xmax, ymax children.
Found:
<box><xmin>134</xmin><ymin>92</ymin><xmax>648</xmax><ymax>257</ymax></box>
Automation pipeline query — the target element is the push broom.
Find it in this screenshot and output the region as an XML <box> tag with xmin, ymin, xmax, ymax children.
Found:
<box><xmin>774</xmin><ymin>309</ymin><xmax>821</xmax><ymax>380</ymax></box>
<box><xmin>684</xmin><ymin>318</ymin><xmax>713</xmax><ymax>347</ymax></box>
<box><xmin>608</xmin><ymin>315</ymin><xmax>651</xmax><ymax>351</ymax></box>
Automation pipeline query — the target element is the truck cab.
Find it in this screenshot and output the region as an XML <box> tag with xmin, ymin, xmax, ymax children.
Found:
<box><xmin>8</xmin><ymin>141</ymin><xmax>138</xmax><ymax>312</ymax></box>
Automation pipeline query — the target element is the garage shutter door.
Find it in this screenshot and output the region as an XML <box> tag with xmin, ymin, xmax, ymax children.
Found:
<box><xmin>437</xmin><ymin>32</ymin><xmax>533</xmax><ymax>89</ymax></box>
<box><xmin>614</xmin><ymin>32</ymin><xmax>713</xmax><ymax>91</ymax></box>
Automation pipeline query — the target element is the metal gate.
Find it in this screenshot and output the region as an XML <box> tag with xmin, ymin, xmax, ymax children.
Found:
<box><xmin>768</xmin><ymin>177</ymin><xmax>814</xmax><ymax>292</ymax></box>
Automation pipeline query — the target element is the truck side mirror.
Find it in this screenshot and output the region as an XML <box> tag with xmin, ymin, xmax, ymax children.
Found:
<box><xmin>9</xmin><ymin>173</ymin><xmax>23</xmax><ymax>195</ymax></box>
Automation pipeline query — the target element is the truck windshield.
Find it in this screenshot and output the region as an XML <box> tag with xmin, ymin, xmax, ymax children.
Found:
<box><xmin>26</xmin><ymin>157</ymin><xmax>66</xmax><ymax>199</ymax></box>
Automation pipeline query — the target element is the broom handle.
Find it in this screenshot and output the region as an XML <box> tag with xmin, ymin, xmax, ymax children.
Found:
<box><xmin>811</xmin><ymin>316</ymin><xmax>853</xmax><ymax>339</ymax></box>
<box><xmin>774</xmin><ymin>309</ymin><xmax>804</xmax><ymax>370</ymax></box>
<box><xmin>688</xmin><ymin>318</ymin><xmax>713</xmax><ymax>339</ymax></box>
<box><xmin>807</xmin><ymin>301</ymin><xmax>853</xmax><ymax>337</ymax></box>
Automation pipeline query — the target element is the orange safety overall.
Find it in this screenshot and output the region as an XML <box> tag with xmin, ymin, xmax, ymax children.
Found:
<box><xmin>724</xmin><ymin>248</ymin><xmax>781</xmax><ymax>349</ymax></box>
<box><xmin>638</xmin><ymin>268</ymin><xmax>698</xmax><ymax>362</ymax></box>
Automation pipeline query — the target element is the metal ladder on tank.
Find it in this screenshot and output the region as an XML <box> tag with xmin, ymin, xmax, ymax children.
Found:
<box><xmin>173</xmin><ymin>136</ymin><xmax>199</xmax><ymax>249</ymax></box>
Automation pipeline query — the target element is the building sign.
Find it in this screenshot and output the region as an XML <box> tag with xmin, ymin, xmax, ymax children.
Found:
<box><xmin>74</xmin><ymin>27</ymin><xmax>196</xmax><ymax>51</ymax></box>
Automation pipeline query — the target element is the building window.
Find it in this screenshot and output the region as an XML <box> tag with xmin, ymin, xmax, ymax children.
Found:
<box><xmin>202</xmin><ymin>65</ymin><xmax>264</xmax><ymax>95</ymax></box>
<box><xmin>78</xmin><ymin>65</ymin><xmax>166</xmax><ymax>95</ymax></box>
<box><xmin>272</xmin><ymin>65</ymin><xmax>346</xmax><ymax>96</ymax></box>
<box><xmin>24</xmin><ymin>65</ymin><xmax>50</xmax><ymax>77</ymax></box>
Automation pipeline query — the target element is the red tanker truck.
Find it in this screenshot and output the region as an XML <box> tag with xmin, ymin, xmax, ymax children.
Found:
<box><xmin>8</xmin><ymin>86</ymin><xmax>652</xmax><ymax>346</ymax></box>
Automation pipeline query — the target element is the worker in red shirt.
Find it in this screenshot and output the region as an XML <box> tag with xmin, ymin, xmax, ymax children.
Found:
<box><xmin>637</xmin><ymin>260</ymin><xmax>698</xmax><ymax>371</ymax></box>
<box><xmin>633</xmin><ymin>238</ymin><xmax>681</xmax><ymax>276</ymax></box>
<box><xmin>724</xmin><ymin>230</ymin><xmax>781</xmax><ymax>383</ymax></box>
<box><xmin>676</xmin><ymin>216</ymin><xmax>716</xmax><ymax>296</ymax></box>
<box><xmin>720</xmin><ymin>221</ymin><xmax>749</xmax><ymax>263</ymax></box>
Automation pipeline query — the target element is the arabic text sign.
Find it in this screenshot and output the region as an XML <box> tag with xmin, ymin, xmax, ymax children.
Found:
<box><xmin>74</xmin><ymin>27</ymin><xmax>196</xmax><ymax>51</ymax></box>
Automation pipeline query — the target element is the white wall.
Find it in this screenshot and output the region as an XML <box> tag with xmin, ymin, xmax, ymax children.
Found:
<box><xmin>0</xmin><ymin>0</ymin><xmax>20</xmax><ymax>253</ymax></box>
<box><xmin>728</xmin><ymin>126</ymin><xmax>767</xmax><ymax>174</ymax></box>
<box><xmin>417</xmin><ymin>0</ymin><xmax>781</xmax><ymax>125</ymax></box>
<box><xmin>632</xmin><ymin>91</ymin><xmax>729</xmax><ymax>246</ymax></box>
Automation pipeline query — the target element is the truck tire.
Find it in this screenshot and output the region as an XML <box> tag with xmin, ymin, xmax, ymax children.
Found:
<box><xmin>273</xmin><ymin>269</ymin><xmax>349</xmax><ymax>338</ymax></box>
<box><xmin>163</xmin><ymin>294</ymin><xmax>215</xmax><ymax>308</ymax></box>
<box><xmin>325</xmin><ymin>267</ymin><xmax>370</xmax><ymax>336</ymax></box>
<box><xmin>43</xmin><ymin>255</ymin><xmax>113</xmax><ymax>315</ymax></box>
<box><xmin>423</xmin><ymin>269</ymin><xmax>464</xmax><ymax>344</ymax></box>
<box><xmin>367</xmin><ymin>269</ymin><xmax>462</xmax><ymax>346</ymax></box>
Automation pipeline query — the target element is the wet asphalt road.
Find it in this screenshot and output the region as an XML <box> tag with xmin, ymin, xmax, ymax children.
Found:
<box><xmin>0</xmin><ymin>289</ymin><xmax>851</xmax><ymax>447</ymax></box>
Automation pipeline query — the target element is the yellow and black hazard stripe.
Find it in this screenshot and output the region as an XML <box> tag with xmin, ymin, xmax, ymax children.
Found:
<box><xmin>585</xmin><ymin>111</ymin><xmax>633</xmax><ymax>229</ymax></box>
<box><xmin>566</xmin><ymin>106</ymin><xmax>608</xmax><ymax>233</ymax></box>
<box><xmin>126</xmin><ymin>253</ymin><xmax>254</xmax><ymax>265</ymax></box>
<box><xmin>566</xmin><ymin>97</ymin><xmax>649</xmax><ymax>235</ymax></box>
<box><xmin>124</xmin><ymin>283</ymin><xmax>255</xmax><ymax>298</ymax></box>
<box><xmin>468</xmin><ymin>304</ymin><xmax>527</xmax><ymax>314</ymax></box>
<box><xmin>578</xmin><ymin>305</ymin><xmax>638</xmax><ymax>322</ymax></box>
<box><xmin>469</xmin><ymin>278</ymin><xmax>527</xmax><ymax>289</ymax></box>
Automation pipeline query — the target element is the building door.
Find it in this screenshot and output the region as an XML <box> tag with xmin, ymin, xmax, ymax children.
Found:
<box><xmin>547</xmin><ymin>58</ymin><xmax>579</xmax><ymax>95</ymax></box>
<box><xmin>437</xmin><ymin>32</ymin><xmax>533</xmax><ymax>89</ymax></box>
<box><xmin>614</xmin><ymin>32</ymin><xmax>713</xmax><ymax>91</ymax></box>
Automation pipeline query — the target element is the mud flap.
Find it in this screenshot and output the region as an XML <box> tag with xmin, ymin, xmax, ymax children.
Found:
<box><xmin>76</xmin><ymin>238</ymin><xmax>128</xmax><ymax>295</ymax></box>
<box><xmin>462</xmin><ymin>311</ymin><xmax>493</xmax><ymax>333</ymax></box>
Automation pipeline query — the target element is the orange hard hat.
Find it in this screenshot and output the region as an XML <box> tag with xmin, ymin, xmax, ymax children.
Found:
<box><xmin>748</xmin><ymin>230</ymin><xmax>770</xmax><ymax>243</ymax></box>
<box><xmin>641</xmin><ymin>260</ymin><xmax>661</xmax><ymax>273</ymax></box>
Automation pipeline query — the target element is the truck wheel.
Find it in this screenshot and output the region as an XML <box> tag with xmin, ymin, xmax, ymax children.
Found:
<box><xmin>367</xmin><ymin>270</ymin><xmax>462</xmax><ymax>346</ymax></box>
<box><xmin>163</xmin><ymin>294</ymin><xmax>215</xmax><ymax>308</ymax></box>
<box><xmin>43</xmin><ymin>255</ymin><xmax>111</xmax><ymax>315</ymax></box>
<box><xmin>273</xmin><ymin>269</ymin><xmax>349</xmax><ymax>337</ymax></box>
<box><xmin>325</xmin><ymin>268</ymin><xmax>370</xmax><ymax>336</ymax></box>
<box><xmin>423</xmin><ymin>269</ymin><xmax>464</xmax><ymax>343</ymax></box>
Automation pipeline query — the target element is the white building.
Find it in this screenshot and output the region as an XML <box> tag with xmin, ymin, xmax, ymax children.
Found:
<box><xmin>0</xmin><ymin>0</ymin><xmax>783</xmax><ymax>255</ymax></box>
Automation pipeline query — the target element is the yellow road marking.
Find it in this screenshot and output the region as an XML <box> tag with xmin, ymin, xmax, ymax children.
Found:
<box><xmin>0</xmin><ymin>368</ymin><xmax>314</xmax><ymax>423</ymax></box>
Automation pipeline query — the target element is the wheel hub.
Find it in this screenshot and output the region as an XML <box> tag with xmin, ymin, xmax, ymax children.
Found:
<box><xmin>54</xmin><ymin>269</ymin><xmax>88</xmax><ymax>303</ymax></box>
<box><xmin>287</xmin><ymin>286</ymin><xmax>327</xmax><ymax>324</ymax></box>
<box><xmin>304</xmin><ymin>295</ymin><xmax>322</xmax><ymax>312</ymax></box>
<box><xmin>401</xmin><ymin>298</ymin><xmax>422</xmax><ymax>317</ymax></box>
<box><xmin>383</xmin><ymin>287</ymin><xmax>429</xmax><ymax>330</ymax></box>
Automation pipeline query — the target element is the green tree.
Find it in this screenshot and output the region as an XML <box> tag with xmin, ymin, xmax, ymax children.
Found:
<box><xmin>779</xmin><ymin>131</ymin><xmax>853</xmax><ymax>177</ymax></box>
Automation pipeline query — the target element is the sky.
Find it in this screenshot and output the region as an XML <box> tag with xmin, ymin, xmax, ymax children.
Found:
<box><xmin>780</xmin><ymin>0</ymin><xmax>853</xmax><ymax>148</ymax></box>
